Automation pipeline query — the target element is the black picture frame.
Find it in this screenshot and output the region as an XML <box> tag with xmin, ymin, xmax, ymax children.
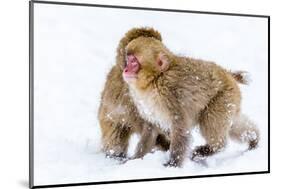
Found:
<box><xmin>29</xmin><ymin>1</ymin><xmax>270</xmax><ymax>188</ymax></box>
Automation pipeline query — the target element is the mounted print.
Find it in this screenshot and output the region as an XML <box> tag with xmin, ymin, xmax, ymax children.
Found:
<box><xmin>29</xmin><ymin>0</ymin><xmax>270</xmax><ymax>188</ymax></box>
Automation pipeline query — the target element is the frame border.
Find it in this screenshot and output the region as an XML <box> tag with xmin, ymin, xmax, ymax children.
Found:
<box><xmin>29</xmin><ymin>1</ymin><xmax>34</xmax><ymax>188</ymax></box>
<box><xmin>29</xmin><ymin>0</ymin><xmax>270</xmax><ymax>188</ymax></box>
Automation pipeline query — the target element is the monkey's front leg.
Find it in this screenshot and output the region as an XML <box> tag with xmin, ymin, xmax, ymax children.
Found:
<box><xmin>132</xmin><ymin>124</ymin><xmax>158</xmax><ymax>159</ymax></box>
<box><xmin>102</xmin><ymin>123</ymin><xmax>131</xmax><ymax>161</ymax></box>
<box><xmin>164</xmin><ymin>124</ymin><xmax>189</xmax><ymax>167</ymax></box>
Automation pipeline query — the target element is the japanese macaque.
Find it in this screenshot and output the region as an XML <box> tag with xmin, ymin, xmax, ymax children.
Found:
<box><xmin>122</xmin><ymin>29</ymin><xmax>260</xmax><ymax>167</ymax></box>
<box><xmin>98</xmin><ymin>28</ymin><xmax>170</xmax><ymax>160</ymax></box>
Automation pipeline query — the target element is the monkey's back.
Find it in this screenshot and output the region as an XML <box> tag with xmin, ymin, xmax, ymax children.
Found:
<box><xmin>158</xmin><ymin>56</ymin><xmax>241</xmax><ymax>119</ymax></box>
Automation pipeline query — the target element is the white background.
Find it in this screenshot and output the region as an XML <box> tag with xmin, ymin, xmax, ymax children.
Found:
<box><xmin>33</xmin><ymin>2</ymin><xmax>268</xmax><ymax>186</ymax></box>
<box><xmin>0</xmin><ymin>0</ymin><xmax>278</xmax><ymax>189</ymax></box>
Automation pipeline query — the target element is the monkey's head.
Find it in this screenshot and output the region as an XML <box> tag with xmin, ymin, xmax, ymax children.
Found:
<box><xmin>117</xmin><ymin>27</ymin><xmax>162</xmax><ymax>69</ymax></box>
<box><xmin>122</xmin><ymin>37</ymin><xmax>172</xmax><ymax>89</ymax></box>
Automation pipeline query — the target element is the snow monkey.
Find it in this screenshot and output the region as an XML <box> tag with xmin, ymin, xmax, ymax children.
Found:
<box><xmin>122</xmin><ymin>28</ymin><xmax>260</xmax><ymax>167</ymax></box>
<box><xmin>98</xmin><ymin>28</ymin><xmax>170</xmax><ymax>160</ymax></box>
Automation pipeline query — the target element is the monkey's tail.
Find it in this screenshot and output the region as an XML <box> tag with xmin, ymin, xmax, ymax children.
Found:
<box><xmin>229</xmin><ymin>70</ymin><xmax>251</xmax><ymax>85</ymax></box>
<box><xmin>229</xmin><ymin>114</ymin><xmax>260</xmax><ymax>150</ymax></box>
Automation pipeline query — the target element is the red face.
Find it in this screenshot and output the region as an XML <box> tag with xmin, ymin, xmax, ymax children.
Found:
<box><xmin>123</xmin><ymin>37</ymin><xmax>171</xmax><ymax>86</ymax></box>
<box><xmin>123</xmin><ymin>54</ymin><xmax>141</xmax><ymax>81</ymax></box>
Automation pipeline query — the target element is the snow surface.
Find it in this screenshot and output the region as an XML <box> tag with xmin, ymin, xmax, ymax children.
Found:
<box><xmin>33</xmin><ymin>3</ymin><xmax>268</xmax><ymax>186</ymax></box>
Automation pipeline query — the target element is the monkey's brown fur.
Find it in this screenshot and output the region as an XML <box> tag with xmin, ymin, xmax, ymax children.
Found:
<box><xmin>123</xmin><ymin>31</ymin><xmax>260</xmax><ymax>167</ymax></box>
<box><xmin>98</xmin><ymin>28</ymin><xmax>170</xmax><ymax>160</ymax></box>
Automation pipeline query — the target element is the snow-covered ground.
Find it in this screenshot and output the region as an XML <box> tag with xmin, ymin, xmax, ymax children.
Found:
<box><xmin>33</xmin><ymin>3</ymin><xmax>268</xmax><ymax>186</ymax></box>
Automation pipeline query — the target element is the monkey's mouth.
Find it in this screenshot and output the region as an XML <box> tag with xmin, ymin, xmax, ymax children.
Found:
<box><xmin>123</xmin><ymin>54</ymin><xmax>140</xmax><ymax>81</ymax></box>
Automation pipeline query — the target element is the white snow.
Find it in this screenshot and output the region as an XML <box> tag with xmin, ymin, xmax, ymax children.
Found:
<box><xmin>33</xmin><ymin>3</ymin><xmax>268</xmax><ymax>186</ymax></box>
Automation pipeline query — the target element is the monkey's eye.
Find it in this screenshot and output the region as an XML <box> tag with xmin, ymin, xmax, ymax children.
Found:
<box><xmin>125</xmin><ymin>53</ymin><xmax>134</xmax><ymax>66</ymax></box>
<box><xmin>124</xmin><ymin>52</ymin><xmax>131</xmax><ymax>66</ymax></box>
<box><xmin>124</xmin><ymin>56</ymin><xmax>129</xmax><ymax>67</ymax></box>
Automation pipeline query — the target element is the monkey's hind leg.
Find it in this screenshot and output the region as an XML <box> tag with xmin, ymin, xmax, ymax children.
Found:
<box><xmin>101</xmin><ymin>122</ymin><xmax>131</xmax><ymax>160</ymax></box>
<box><xmin>193</xmin><ymin>91</ymin><xmax>239</xmax><ymax>160</ymax></box>
<box><xmin>229</xmin><ymin>114</ymin><xmax>260</xmax><ymax>150</ymax></box>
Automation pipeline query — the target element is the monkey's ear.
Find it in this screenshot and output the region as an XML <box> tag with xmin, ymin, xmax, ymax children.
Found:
<box><xmin>157</xmin><ymin>52</ymin><xmax>170</xmax><ymax>72</ymax></box>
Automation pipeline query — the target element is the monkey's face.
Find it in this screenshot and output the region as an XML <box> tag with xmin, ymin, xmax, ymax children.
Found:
<box><xmin>123</xmin><ymin>37</ymin><xmax>170</xmax><ymax>90</ymax></box>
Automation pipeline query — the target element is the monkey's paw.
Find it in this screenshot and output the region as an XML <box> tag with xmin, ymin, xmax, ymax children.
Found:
<box><xmin>163</xmin><ymin>159</ymin><xmax>181</xmax><ymax>168</ymax></box>
<box><xmin>191</xmin><ymin>145</ymin><xmax>214</xmax><ymax>161</ymax></box>
<box><xmin>105</xmin><ymin>152</ymin><xmax>127</xmax><ymax>161</ymax></box>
